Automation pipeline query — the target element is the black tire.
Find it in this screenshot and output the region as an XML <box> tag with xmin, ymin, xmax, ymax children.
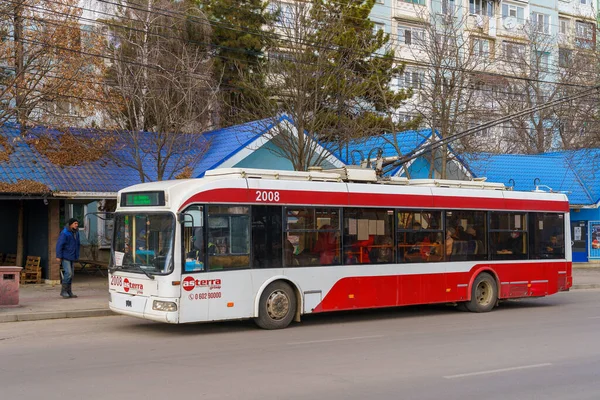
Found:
<box><xmin>465</xmin><ymin>272</ymin><xmax>498</xmax><ymax>313</ymax></box>
<box><xmin>254</xmin><ymin>281</ymin><xmax>297</xmax><ymax>330</ymax></box>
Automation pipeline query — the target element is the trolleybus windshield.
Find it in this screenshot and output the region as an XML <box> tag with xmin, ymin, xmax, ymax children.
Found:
<box><xmin>112</xmin><ymin>212</ymin><xmax>175</xmax><ymax>274</ymax></box>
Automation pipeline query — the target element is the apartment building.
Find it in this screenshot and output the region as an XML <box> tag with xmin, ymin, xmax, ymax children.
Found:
<box><xmin>385</xmin><ymin>0</ymin><xmax>596</xmax><ymax>150</ymax></box>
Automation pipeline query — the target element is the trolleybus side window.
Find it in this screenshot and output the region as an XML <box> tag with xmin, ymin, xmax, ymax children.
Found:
<box><xmin>343</xmin><ymin>208</ymin><xmax>394</xmax><ymax>265</ymax></box>
<box><xmin>207</xmin><ymin>205</ymin><xmax>250</xmax><ymax>270</ymax></box>
<box><xmin>445</xmin><ymin>210</ymin><xmax>487</xmax><ymax>261</ymax></box>
<box><xmin>530</xmin><ymin>213</ymin><xmax>565</xmax><ymax>259</ymax></box>
<box><xmin>182</xmin><ymin>205</ymin><xmax>205</xmax><ymax>272</ymax></box>
<box><xmin>285</xmin><ymin>207</ymin><xmax>341</xmax><ymax>267</ymax></box>
<box><xmin>490</xmin><ymin>212</ymin><xmax>528</xmax><ymax>260</ymax></box>
<box><xmin>252</xmin><ymin>206</ymin><xmax>284</xmax><ymax>269</ymax></box>
<box><xmin>397</xmin><ymin>211</ymin><xmax>443</xmax><ymax>263</ymax></box>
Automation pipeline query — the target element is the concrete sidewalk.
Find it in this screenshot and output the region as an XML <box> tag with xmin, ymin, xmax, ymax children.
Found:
<box><xmin>0</xmin><ymin>274</ymin><xmax>110</xmax><ymax>323</ymax></box>
<box><xmin>2</xmin><ymin>266</ymin><xmax>600</xmax><ymax>323</ymax></box>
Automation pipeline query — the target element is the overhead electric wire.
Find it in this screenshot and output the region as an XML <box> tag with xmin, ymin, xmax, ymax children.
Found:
<box><xmin>8</xmin><ymin>0</ymin><xmax>597</xmax><ymax>89</ymax></box>
<box><xmin>384</xmin><ymin>84</ymin><xmax>600</xmax><ymax>174</ymax></box>
<box><xmin>2</xmin><ymin>0</ymin><xmax>599</xmax><ymax>131</ymax></box>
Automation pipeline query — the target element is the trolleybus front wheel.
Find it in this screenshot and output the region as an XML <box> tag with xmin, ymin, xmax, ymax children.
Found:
<box><xmin>464</xmin><ymin>272</ymin><xmax>497</xmax><ymax>313</ymax></box>
<box><xmin>255</xmin><ymin>281</ymin><xmax>297</xmax><ymax>330</ymax></box>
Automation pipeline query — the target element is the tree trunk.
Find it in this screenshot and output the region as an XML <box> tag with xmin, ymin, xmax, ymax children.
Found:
<box><xmin>14</xmin><ymin>0</ymin><xmax>25</xmax><ymax>128</ymax></box>
<box><xmin>16</xmin><ymin>201</ymin><xmax>24</xmax><ymax>267</ymax></box>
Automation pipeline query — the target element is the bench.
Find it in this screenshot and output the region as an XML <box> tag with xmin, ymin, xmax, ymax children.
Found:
<box><xmin>75</xmin><ymin>259</ymin><xmax>109</xmax><ymax>277</ymax></box>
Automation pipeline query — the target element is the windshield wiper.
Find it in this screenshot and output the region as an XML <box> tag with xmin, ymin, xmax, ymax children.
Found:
<box><xmin>122</xmin><ymin>263</ymin><xmax>155</xmax><ymax>280</ymax></box>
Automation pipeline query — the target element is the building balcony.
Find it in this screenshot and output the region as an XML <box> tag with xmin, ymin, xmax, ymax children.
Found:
<box><xmin>394</xmin><ymin>0</ymin><xmax>427</xmax><ymax>22</ymax></box>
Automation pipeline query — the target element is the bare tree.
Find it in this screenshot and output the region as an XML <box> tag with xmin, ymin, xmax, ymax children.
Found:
<box><xmin>406</xmin><ymin>5</ymin><xmax>493</xmax><ymax>178</ymax></box>
<box><xmin>489</xmin><ymin>15</ymin><xmax>600</xmax><ymax>154</ymax></box>
<box><xmin>102</xmin><ymin>0</ymin><xmax>217</xmax><ymax>181</ymax></box>
<box><xmin>235</xmin><ymin>0</ymin><xmax>412</xmax><ymax>171</ymax></box>
<box><xmin>553</xmin><ymin>34</ymin><xmax>600</xmax><ymax>149</ymax></box>
<box><xmin>0</xmin><ymin>0</ymin><xmax>106</xmax><ymax>140</ymax></box>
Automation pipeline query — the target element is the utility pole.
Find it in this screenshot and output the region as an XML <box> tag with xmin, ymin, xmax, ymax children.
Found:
<box><xmin>14</xmin><ymin>0</ymin><xmax>25</xmax><ymax>128</ymax></box>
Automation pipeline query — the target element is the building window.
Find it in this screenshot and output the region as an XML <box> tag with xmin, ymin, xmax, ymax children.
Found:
<box><xmin>398</xmin><ymin>113</ymin><xmax>418</xmax><ymax>123</ymax></box>
<box><xmin>472</xmin><ymin>37</ymin><xmax>491</xmax><ymax>58</ymax></box>
<box><xmin>469</xmin><ymin>0</ymin><xmax>494</xmax><ymax>17</ymax></box>
<box><xmin>267</xmin><ymin>1</ymin><xmax>295</xmax><ymax>26</ymax></box>
<box><xmin>532</xmin><ymin>12</ymin><xmax>550</xmax><ymax>35</ymax></box>
<box><xmin>558</xmin><ymin>48</ymin><xmax>572</xmax><ymax>68</ymax></box>
<box><xmin>397</xmin><ymin>25</ymin><xmax>425</xmax><ymax>46</ymax></box>
<box><xmin>53</xmin><ymin>101</ymin><xmax>76</xmax><ymax>116</ymax></box>
<box><xmin>67</xmin><ymin>203</ymin><xmax>87</xmax><ymax>229</ymax></box>
<box><xmin>537</xmin><ymin>52</ymin><xmax>549</xmax><ymax>72</ymax></box>
<box><xmin>373</xmin><ymin>22</ymin><xmax>385</xmax><ymax>35</ymax></box>
<box><xmin>400</xmin><ymin>0</ymin><xmax>425</xmax><ymax>5</ymax></box>
<box><xmin>575</xmin><ymin>21</ymin><xmax>595</xmax><ymax>49</ymax></box>
<box><xmin>559</xmin><ymin>17</ymin><xmax>570</xmax><ymax>36</ymax></box>
<box><xmin>441</xmin><ymin>0</ymin><xmax>455</xmax><ymax>15</ymax></box>
<box><xmin>502</xmin><ymin>2</ymin><xmax>524</xmax><ymax>24</ymax></box>
<box><xmin>503</xmin><ymin>41</ymin><xmax>525</xmax><ymax>61</ymax></box>
<box><xmin>396</xmin><ymin>69</ymin><xmax>424</xmax><ymax>89</ymax></box>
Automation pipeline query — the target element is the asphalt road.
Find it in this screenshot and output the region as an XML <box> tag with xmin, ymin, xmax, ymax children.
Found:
<box><xmin>2</xmin><ymin>290</ymin><xmax>600</xmax><ymax>400</ymax></box>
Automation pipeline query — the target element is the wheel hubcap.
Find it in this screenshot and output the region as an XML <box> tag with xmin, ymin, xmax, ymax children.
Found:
<box><xmin>475</xmin><ymin>280</ymin><xmax>493</xmax><ymax>306</ymax></box>
<box><xmin>266</xmin><ymin>290</ymin><xmax>290</xmax><ymax>320</ymax></box>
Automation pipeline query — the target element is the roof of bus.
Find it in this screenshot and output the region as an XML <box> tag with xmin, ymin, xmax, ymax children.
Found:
<box><xmin>117</xmin><ymin>168</ymin><xmax>569</xmax><ymax>213</ymax></box>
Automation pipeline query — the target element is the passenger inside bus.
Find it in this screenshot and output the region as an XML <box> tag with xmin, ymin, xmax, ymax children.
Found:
<box><xmin>312</xmin><ymin>225</ymin><xmax>339</xmax><ymax>265</ymax></box>
<box><xmin>445</xmin><ymin>228</ymin><xmax>455</xmax><ymax>257</ymax></box>
<box><xmin>493</xmin><ymin>231</ymin><xmax>525</xmax><ymax>258</ymax></box>
<box><xmin>136</xmin><ymin>230</ymin><xmax>146</xmax><ymax>250</ymax></box>
<box><xmin>185</xmin><ymin>228</ymin><xmax>204</xmax><ymax>271</ymax></box>
<box><xmin>544</xmin><ymin>235</ymin><xmax>564</xmax><ymax>257</ymax></box>
<box><xmin>373</xmin><ymin>236</ymin><xmax>394</xmax><ymax>263</ymax></box>
<box><xmin>351</xmin><ymin>235</ymin><xmax>374</xmax><ymax>264</ymax></box>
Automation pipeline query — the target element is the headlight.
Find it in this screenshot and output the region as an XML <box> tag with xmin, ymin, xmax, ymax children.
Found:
<box><xmin>152</xmin><ymin>300</ymin><xmax>177</xmax><ymax>312</ymax></box>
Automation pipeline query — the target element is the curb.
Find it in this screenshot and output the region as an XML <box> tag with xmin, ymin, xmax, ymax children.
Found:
<box><xmin>2</xmin><ymin>283</ymin><xmax>600</xmax><ymax>323</ymax></box>
<box><xmin>0</xmin><ymin>309</ymin><xmax>115</xmax><ymax>323</ymax></box>
<box><xmin>571</xmin><ymin>284</ymin><xmax>600</xmax><ymax>290</ymax></box>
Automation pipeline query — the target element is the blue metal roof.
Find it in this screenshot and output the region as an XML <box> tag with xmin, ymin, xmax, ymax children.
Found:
<box><xmin>463</xmin><ymin>152</ymin><xmax>599</xmax><ymax>206</ymax></box>
<box><xmin>194</xmin><ymin>116</ymin><xmax>288</xmax><ymax>177</ymax></box>
<box><xmin>0</xmin><ymin>124</ymin><xmax>209</xmax><ymax>193</ymax></box>
<box><xmin>0</xmin><ymin>124</ymin><xmax>178</xmax><ymax>193</ymax></box>
<box><xmin>0</xmin><ymin>115</ymin><xmax>340</xmax><ymax>194</ymax></box>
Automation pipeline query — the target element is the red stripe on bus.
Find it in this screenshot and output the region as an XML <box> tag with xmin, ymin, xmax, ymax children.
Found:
<box><xmin>311</xmin><ymin>261</ymin><xmax>571</xmax><ymax>313</ymax></box>
<box><xmin>180</xmin><ymin>188</ymin><xmax>568</xmax><ymax>212</ymax></box>
<box><xmin>180</xmin><ymin>189</ymin><xmax>348</xmax><ymax>209</ymax></box>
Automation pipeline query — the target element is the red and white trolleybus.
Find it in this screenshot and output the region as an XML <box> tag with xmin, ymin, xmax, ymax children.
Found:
<box><xmin>108</xmin><ymin>167</ymin><xmax>572</xmax><ymax>329</ymax></box>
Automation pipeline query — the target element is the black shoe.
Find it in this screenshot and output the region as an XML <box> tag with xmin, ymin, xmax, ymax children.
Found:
<box><xmin>67</xmin><ymin>284</ymin><xmax>78</xmax><ymax>298</ymax></box>
<box><xmin>60</xmin><ymin>284</ymin><xmax>70</xmax><ymax>299</ymax></box>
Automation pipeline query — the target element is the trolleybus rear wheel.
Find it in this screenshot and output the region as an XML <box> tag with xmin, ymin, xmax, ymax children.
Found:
<box><xmin>255</xmin><ymin>281</ymin><xmax>296</xmax><ymax>330</ymax></box>
<box><xmin>465</xmin><ymin>272</ymin><xmax>497</xmax><ymax>313</ymax></box>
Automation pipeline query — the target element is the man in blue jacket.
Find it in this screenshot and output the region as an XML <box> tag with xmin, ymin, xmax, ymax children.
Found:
<box><xmin>56</xmin><ymin>218</ymin><xmax>81</xmax><ymax>299</ymax></box>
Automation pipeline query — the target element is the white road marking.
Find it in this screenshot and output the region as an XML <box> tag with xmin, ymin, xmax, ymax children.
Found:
<box><xmin>288</xmin><ymin>335</ymin><xmax>385</xmax><ymax>345</ymax></box>
<box><xmin>443</xmin><ymin>363</ymin><xmax>552</xmax><ymax>379</ymax></box>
